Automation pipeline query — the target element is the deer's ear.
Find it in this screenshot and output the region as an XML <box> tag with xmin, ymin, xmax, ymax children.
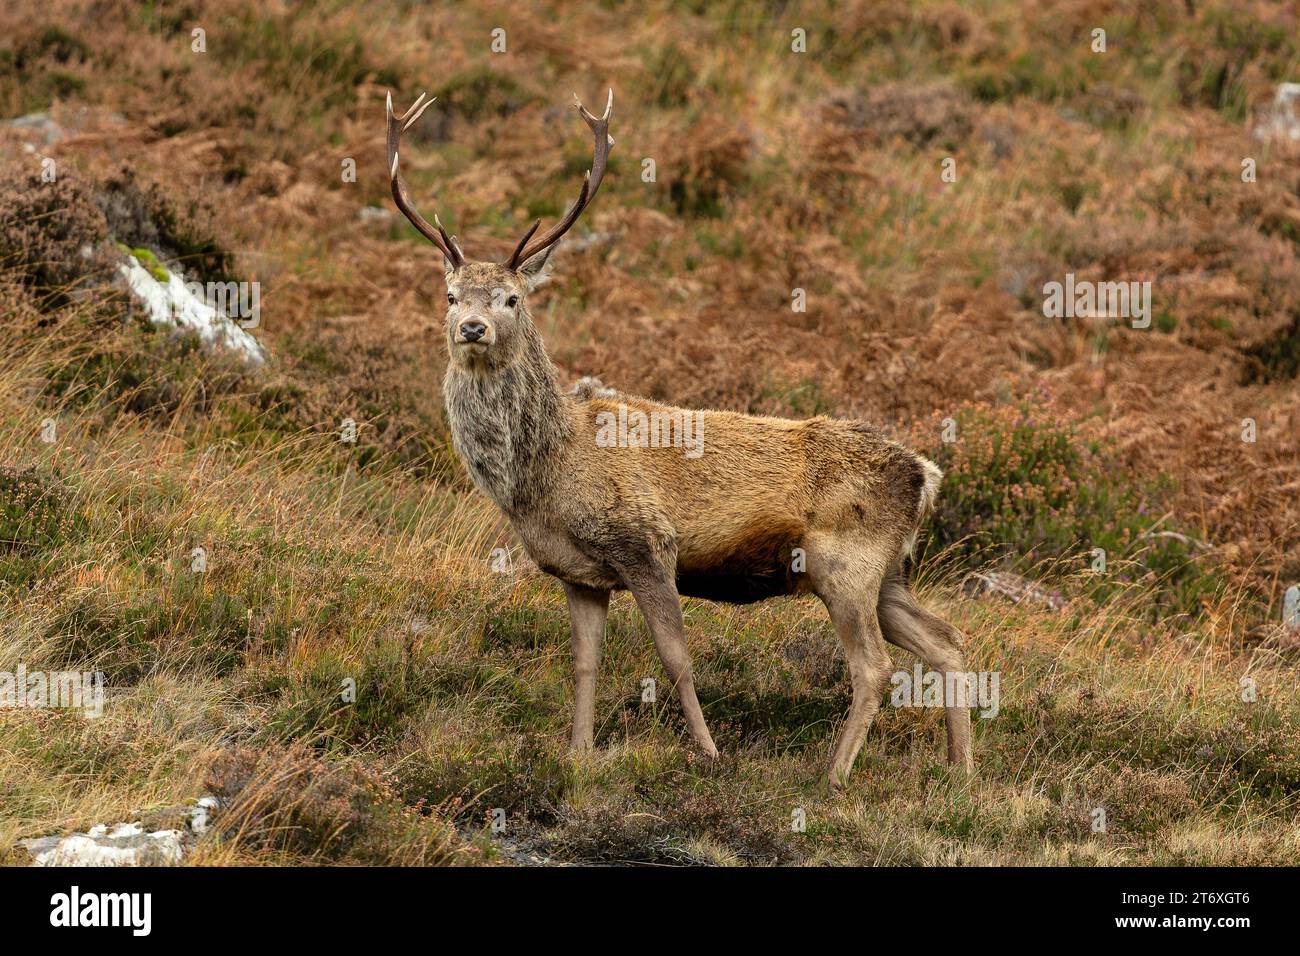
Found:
<box><xmin>517</xmin><ymin>245</ymin><xmax>554</xmax><ymax>291</ymax></box>
<box><xmin>442</xmin><ymin>253</ymin><xmax>458</xmax><ymax>281</ymax></box>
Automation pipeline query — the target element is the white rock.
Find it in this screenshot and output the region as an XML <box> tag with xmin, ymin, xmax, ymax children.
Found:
<box><xmin>18</xmin><ymin>795</ymin><xmax>221</xmax><ymax>867</ymax></box>
<box><xmin>117</xmin><ymin>253</ymin><xmax>267</xmax><ymax>366</ymax></box>
<box><xmin>4</xmin><ymin>112</ymin><xmax>63</xmax><ymax>144</ymax></box>
<box><xmin>22</xmin><ymin>829</ymin><xmax>185</xmax><ymax>867</ymax></box>
<box><xmin>189</xmin><ymin>797</ymin><xmax>219</xmax><ymax>835</ymax></box>
<box><xmin>1254</xmin><ymin>82</ymin><xmax>1300</xmax><ymax>143</ymax></box>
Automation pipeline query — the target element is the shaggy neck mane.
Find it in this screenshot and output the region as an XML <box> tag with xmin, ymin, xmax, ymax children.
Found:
<box><xmin>443</xmin><ymin>322</ymin><xmax>570</xmax><ymax>513</ymax></box>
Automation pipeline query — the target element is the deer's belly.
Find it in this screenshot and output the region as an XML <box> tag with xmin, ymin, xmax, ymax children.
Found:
<box><xmin>674</xmin><ymin>519</ymin><xmax>808</xmax><ymax>604</ymax></box>
<box><xmin>514</xmin><ymin>514</ymin><xmax>811</xmax><ymax>602</ymax></box>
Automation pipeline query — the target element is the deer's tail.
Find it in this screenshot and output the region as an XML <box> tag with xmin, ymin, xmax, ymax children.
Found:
<box><xmin>901</xmin><ymin>455</ymin><xmax>943</xmax><ymax>563</ymax></box>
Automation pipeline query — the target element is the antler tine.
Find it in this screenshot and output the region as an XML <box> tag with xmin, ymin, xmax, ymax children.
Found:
<box><xmin>505</xmin><ymin>218</ymin><xmax>542</xmax><ymax>269</ymax></box>
<box><xmin>386</xmin><ymin>92</ymin><xmax>464</xmax><ymax>268</ymax></box>
<box><xmin>402</xmin><ymin>92</ymin><xmax>435</xmax><ymax>131</ymax></box>
<box><xmin>504</xmin><ymin>89</ymin><xmax>614</xmax><ymax>270</ymax></box>
<box><xmin>433</xmin><ymin>214</ymin><xmax>460</xmax><ymax>257</ymax></box>
<box><xmin>575</xmin><ymin>87</ymin><xmax>615</xmax><ymax>126</ymax></box>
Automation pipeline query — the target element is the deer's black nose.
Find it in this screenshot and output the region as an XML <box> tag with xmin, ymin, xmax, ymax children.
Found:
<box><xmin>459</xmin><ymin>320</ymin><xmax>487</xmax><ymax>342</ymax></box>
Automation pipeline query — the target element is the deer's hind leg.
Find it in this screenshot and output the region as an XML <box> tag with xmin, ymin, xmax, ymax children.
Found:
<box><xmin>808</xmin><ymin>536</ymin><xmax>895</xmax><ymax>788</ymax></box>
<box><xmin>877</xmin><ymin>569</ymin><xmax>973</xmax><ymax>773</ymax></box>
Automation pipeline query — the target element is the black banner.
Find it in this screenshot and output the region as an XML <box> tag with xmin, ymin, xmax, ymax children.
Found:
<box><xmin>0</xmin><ymin>866</ymin><xmax>1280</xmax><ymax>942</ymax></box>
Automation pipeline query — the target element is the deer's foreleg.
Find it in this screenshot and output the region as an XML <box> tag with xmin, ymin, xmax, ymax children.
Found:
<box><xmin>563</xmin><ymin>582</ymin><xmax>610</xmax><ymax>751</ymax></box>
<box><xmin>622</xmin><ymin>567</ymin><xmax>719</xmax><ymax>759</ymax></box>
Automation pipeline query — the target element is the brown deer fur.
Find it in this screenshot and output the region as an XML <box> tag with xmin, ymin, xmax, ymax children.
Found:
<box><xmin>393</xmin><ymin>94</ymin><xmax>973</xmax><ymax>787</ymax></box>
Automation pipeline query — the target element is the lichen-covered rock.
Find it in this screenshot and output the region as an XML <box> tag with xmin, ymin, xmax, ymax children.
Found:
<box><xmin>117</xmin><ymin>252</ymin><xmax>266</xmax><ymax>366</ymax></box>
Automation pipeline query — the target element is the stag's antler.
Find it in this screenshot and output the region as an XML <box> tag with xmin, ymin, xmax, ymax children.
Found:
<box><xmin>504</xmin><ymin>89</ymin><xmax>614</xmax><ymax>270</ymax></box>
<box><xmin>386</xmin><ymin>92</ymin><xmax>465</xmax><ymax>269</ymax></box>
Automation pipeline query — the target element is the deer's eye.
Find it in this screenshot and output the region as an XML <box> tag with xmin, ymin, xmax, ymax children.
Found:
<box><xmin>447</xmin><ymin>293</ymin><xmax>456</xmax><ymax>305</ymax></box>
<box><xmin>506</xmin><ymin>295</ymin><xmax>519</xmax><ymax>308</ymax></box>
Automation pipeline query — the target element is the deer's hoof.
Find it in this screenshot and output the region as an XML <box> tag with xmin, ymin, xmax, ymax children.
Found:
<box><xmin>825</xmin><ymin>771</ymin><xmax>850</xmax><ymax>794</ymax></box>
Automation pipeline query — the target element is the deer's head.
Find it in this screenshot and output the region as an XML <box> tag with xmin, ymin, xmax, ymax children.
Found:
<box><xmin>387</xmin><ymin>90</ymin><xmax>614</xmax><ymax>369</ymax></box>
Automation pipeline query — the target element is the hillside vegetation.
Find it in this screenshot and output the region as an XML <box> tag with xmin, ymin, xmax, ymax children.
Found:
<box><xmin>1</xmin><ymin>0</ymin><xmax>1298</xmax><ymax>865</ymax></box>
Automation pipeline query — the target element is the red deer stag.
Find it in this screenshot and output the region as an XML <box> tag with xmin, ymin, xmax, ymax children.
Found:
<box><xmin>387</xmin><ymin>89</ymin><xmax>972</xmax><ymax>786</ymax></box>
